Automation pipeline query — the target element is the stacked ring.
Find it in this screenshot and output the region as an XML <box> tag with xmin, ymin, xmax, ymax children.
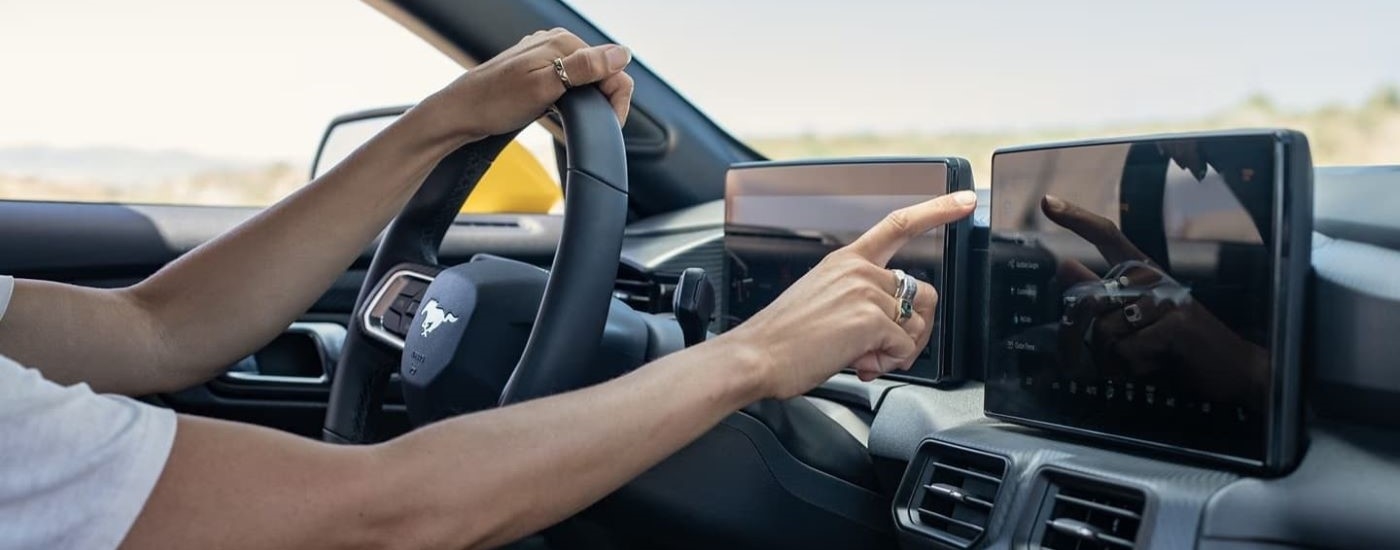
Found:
<box><xmin>552</xmin><ymin>57</ymin><xmax>574</xmax><ymax>89</ymax></box>
<box><xmin>891</xmin><ymin>269</ymin><xmax>917</xmax><ymax>323</ymax></box>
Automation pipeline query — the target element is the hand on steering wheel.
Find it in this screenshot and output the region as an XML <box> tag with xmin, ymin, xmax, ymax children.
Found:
<box><xmin>726</xmin><ymin>191</ymin><xmax>977</xmax><ymax>400</ymax></box>
<box><xmin>325</xmin><ymin>29</ymin><xmax>635</xmax><ymax>442</ymax></box>
<box><xmin>425</xmin><ymin>28</ymin><xmax>634</xmax><ymax>143</ymax></box>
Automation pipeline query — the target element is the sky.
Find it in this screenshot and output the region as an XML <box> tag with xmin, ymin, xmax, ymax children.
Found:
<box><xmin>2</xmin><ymin>0</ymin><xmax>1398</xmax><ymax>163</ymax></box>
<box><xmin>571</xmin><ymin>0</ymin><xmax>1400</xmax><ymax>135</ymax></box>
<box><xmin>0</xmin><ymin>0</ymin><xmax>462</xmax><ymax>163</ymax></box>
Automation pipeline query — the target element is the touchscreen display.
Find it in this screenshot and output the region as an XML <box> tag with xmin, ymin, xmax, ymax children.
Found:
<box><xmin>986</xmin><ymin>136</ymin><xmax>1278</xmax><ymax>462</ymax></box>
<box><xmin>724</xmin><ymin>161</ymin><xmax>950</xmax><ymax>381</ymax></box>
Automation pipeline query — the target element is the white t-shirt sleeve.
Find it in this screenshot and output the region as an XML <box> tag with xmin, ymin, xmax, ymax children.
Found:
<box><xmin>0</xmin><ymin>354</ymin><xmax>177</xmax><ymax>549</ymax></box>
<box><xmin>0</xmin><ymin>275</ymin><xmax>14</xmax><ymax>322</ymax></box>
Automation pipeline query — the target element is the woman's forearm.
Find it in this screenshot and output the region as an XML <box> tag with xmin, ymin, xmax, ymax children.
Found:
<box><xmin>370</xmin><ymin>333</ymin><xmax>769</xmax><ymax>548</ymax></box>
<box><xmin>121</xmin><ymin>331</ymin><xmax>770</xmax><ymax>550</ymax></box>
<box><xmin>0</xmin><ymin>101</ymin><xmax>471</xmax><ymax>394</ymax></box>
<box><xmin>125</xmin><ymin>102</ymin><xmax>473</xmax><ymax>390</ymax></box>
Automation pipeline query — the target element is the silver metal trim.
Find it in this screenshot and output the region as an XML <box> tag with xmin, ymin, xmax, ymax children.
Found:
<box><xmin>361</xmin><ymin>269</ymin><xmax>436</xmax><ymax>351</ymax></box>
<box><xmin>286</xmin><ymin>321</ymin><xmax>348</xmax><ymax>363</ymax></box>
<box><xmin>223</xmin><ymin>371</ymin><xmax>329</xmax><ymax>385</ymax></box>
<box><xmin>629</xmin><ymin>230</ymin><xmax>722</xmax><ymax>272</ymax></box>
<box><xmin>218</xmin><ymin>321</ymin><xmax>347</xmax><ymax>386</ymax></box>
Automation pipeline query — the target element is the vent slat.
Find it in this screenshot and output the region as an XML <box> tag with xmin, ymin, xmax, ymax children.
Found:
<box><xmin>1037</xmin><ymin>476</ymin><xmax>1145</xmax><ymax>550</ymax></box>
<box><xmin>922</xmin><ymin>484</ymin><xmax>993</xmax><ymax>509</ymax></box>
<box><xmin>453</xmin><ymin>220</ymin><xmax>522</xmax><ymax>228</ymax></box>
<box><xmin>613</xmin><ymin>274</ymin><xmax>663</xmax><ymax>313</ymax></box>
<box><xmin>930</xmin><ymin>460</ymin><xmax>1003</xmax><ymax>484</ymax></box>
<box><xmin>1045</xmin><ymin>519</ymin><xmax>1134</xmax><ymax>548</ymax></box>
<box><xmin>1053</xmin><ymin>493</ymin><xmax>1143</xmax><ymax>520</ymax></box>
<box><xmin>1098</xmin><ymin>533</ymin><xmax>1136</xmax><ymax>548</ymax></box>
<box><xmin>916</xmin><ymin>508</ymin><xmax>986</xmax><ymax>534</ymax></box>
<box><xmin>1046</xmin><ymin>518</ymin><xmax>1098</xmax><ymax>541</ymax></box>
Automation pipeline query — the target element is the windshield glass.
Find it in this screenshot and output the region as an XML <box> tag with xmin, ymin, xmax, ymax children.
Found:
<box><xmin>570</xmin><ymin>0</ymin><xmax>1400</xmax><ymax>185</ymax></box>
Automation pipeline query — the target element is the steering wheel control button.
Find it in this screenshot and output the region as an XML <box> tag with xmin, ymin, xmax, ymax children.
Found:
<box><xmin>382</xmin><ymin>311</ymin><xmax>403</xmax><ymax>336</ymax></box>
<box><xmin>361</xmin><ymin>269</ymin><xmax>437</xmax><ymax>350</ymax></box>
<box><xmin>401</xmin><ymin>280</ymin><xmax>429</xmax><ymax>300</ymax></box>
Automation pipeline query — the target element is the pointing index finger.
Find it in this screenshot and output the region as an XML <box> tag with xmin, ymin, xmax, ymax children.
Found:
<box><xmin>848</xmin><ymin>190</ymin><xmax>977</xmax><ymax>266</ymax></box>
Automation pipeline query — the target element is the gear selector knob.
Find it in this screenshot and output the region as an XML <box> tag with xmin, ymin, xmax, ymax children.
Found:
<box><xmin>672</xmin><ymin>267</ymin><xmax>715</xmax><ymax>348</ymax></box>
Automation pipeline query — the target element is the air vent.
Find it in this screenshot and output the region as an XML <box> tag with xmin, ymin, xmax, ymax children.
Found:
<box><xmin>897</xmin><ymin>441</ymin><xmax>1008</xmax><ymax>548</ymax></box>
<box><xmin>1035</xmin><ymin>473</ymin><xmax>1145</xmax><ymax>550</ymax></box>
<box><xmin>614</xmin><ymin>264</ymin><xmax>672</xmax><ymax>313</ymax></box>
<box><xmin>613</xmin><ymin>277</ymin><xmax>659</xmax><ymax>311</ymax></box>
<box><xmin>453</xmin><ymin>219</ymin><xmax>522</xmax><ymax>229</ymax></box>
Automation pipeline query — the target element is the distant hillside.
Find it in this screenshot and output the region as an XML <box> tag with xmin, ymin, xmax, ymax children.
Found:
<box><xmin>748</xmin><ymin>86</ymin><xmax>1400</xmax><ymax>186</ymax></box>
<box><xmin>0</xmin><ymin>165</ymin><xmax>305</xmax><ymax>206</ymax></box>
<box><xmin>0</xmin><ymin>145</ymin><xmax>274</xmax><ymax>186</ymax></box>
<box><xmin>0</xmin><ymin>145</ymin><xmax>306</xmax><ymax>206</ymax></box>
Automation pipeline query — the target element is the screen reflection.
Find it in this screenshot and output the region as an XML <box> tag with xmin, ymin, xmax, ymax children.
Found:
<box><xmin>987</xmin><ymin>137</ymin><xmax>1277</xmax><ymax>460</ymax></box>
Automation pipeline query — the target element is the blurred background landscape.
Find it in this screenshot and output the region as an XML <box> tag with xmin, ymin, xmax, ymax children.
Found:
<box><xmin>752</xmin><ymin>86</ymin><xmax>1400</xmax><ymax>187</ymax></box>
<box><xmin>1</xmin><ymin>86</ymin><xmax>1395</xmax><ymax>205</ymax></box>
<box><xmin>0</xmin><ymin>146</ymin><xmax>304</xmax><ymax>206</ymax></box>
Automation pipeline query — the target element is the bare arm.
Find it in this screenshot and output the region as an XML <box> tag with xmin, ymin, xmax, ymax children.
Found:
<box><xmin>121</xmin><ymin>191</ymin><xmax>977</xmax><ymax>550</ymax></box>
<box><xmin>122</xmin><ymin>333</ymin><xmax>764</xmax><ymax>549</ymax></box>
<box><xmin>0</xmin><ymin>30</ymin><xmax>636</xmax><ymax>395</ymax></box>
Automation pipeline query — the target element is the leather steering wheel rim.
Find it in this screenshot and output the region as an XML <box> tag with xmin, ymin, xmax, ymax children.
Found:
<box><xmin>322</xmin><ymin>86</ymin><xmax>628</xmax><ymax>444</ymax></box>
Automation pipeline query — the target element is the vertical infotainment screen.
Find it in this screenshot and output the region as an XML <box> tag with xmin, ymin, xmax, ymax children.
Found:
<box><xmin>723</xmin><ymin>160</ymin><xmax>961</xmax><ymax>382</ymax></box>
<box><xmin>985</xmin><ymin>134</ymin><xmax>1297</xmax><ymax>465</ymax></box>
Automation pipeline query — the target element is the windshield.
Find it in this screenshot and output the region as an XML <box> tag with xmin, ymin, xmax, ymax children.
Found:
<box><xmin>570</xmin><ymin>0</ymin><xmax>1400</xmax><ymax>185</ymax></box>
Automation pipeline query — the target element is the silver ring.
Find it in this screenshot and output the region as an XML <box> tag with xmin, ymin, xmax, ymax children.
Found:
<box><xmin>891</xmin><ymin>269</ymin><xmax>915</xmax><ymax>299</ymax></box>
<box><xmin>552</xmin><ymin>58</ymin><xmax>574</xmax><ymax>89</ymax></box>
<box><xmin>891</xmin><ymin>269</ymin><xmax>916</xmax><ymax>323</ymax></box>
<box><xmin>1123</xmin><ymin>303</ymin><xmax>1144</xmax><ymax>328</ymax></box>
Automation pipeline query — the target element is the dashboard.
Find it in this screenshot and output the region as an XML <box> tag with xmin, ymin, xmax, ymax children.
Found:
<box><xmin>611</xmin><ymin>164</ymin><xmax>1400</xmax><ymax>550</ymax></box>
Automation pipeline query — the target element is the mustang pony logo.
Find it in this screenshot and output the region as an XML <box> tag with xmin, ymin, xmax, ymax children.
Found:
<box><xmin>419</xmin><ymin>299</ymin><xmax>459</xmax><ymax>337</ymax></box>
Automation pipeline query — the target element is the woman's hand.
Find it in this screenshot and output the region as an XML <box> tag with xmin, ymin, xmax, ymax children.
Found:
<box><xmin>724</xmin><ymin>191</ymin><xmax>978</xmax><ymax>400</ymax></box>
<box><xmin>419</xmin><ymin>28</ymin><xmax>634</xmax><ymax>146</ymax></box>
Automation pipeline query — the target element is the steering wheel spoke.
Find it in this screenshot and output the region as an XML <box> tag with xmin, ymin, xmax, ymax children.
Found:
<box><xmin>360</xmin><ymin>264</ymin><xmax>442</xmax><ymax>351</ymax></box>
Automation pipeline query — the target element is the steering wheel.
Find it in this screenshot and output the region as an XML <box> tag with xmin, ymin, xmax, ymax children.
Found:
<box><xmin>323</xmin><ymin>87</ymin><xmax>628</xmax><ymax>443</ymax></box>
